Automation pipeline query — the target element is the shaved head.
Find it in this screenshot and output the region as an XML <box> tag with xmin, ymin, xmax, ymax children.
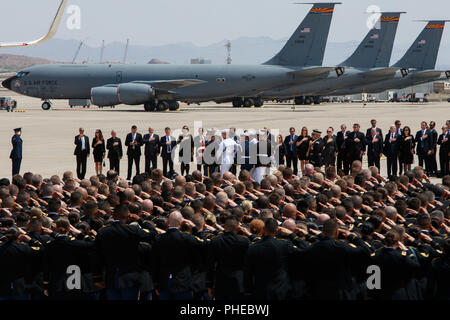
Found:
<box><xmin>168</xmin><ymin>211</ymin><xmax>183</xmax><ymax>228</ymax></box>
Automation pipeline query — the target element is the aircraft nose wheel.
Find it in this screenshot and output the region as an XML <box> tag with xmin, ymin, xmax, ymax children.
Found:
<box><xmin>41</xmin><ymin>102</ymin><xmax>52</xmax><ymax>110</ymax></box>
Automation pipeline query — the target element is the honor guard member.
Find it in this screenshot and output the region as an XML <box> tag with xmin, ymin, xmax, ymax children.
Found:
<box><xmin>94</xmin><ymin>204</ymin><xmax>157</xmax><ymax>300</ymax></box>
<box><xmin>252</xmin><ymin>130</ymin><xmax>272</xmax><ymax>183</ymax></box>
<box><xmin>308</xmin><ymin>130</ymin><xmax>324</xmax><ymax>168</ymax></box>
<box><xmin>216</xmin><ymin>129</ymin><xmax>238</xmax><ymax>177</ymax></box>
<box><xmin>207</xmin><ymin>216</ymin><xmax>251</xmax><ymax>300</ymax></box>
<box><xmin>106</xmin><ymin>130</ymin><xmax>123</xmax><ymax>175</ymax></box>
<box><xmin>10</xmin><ymin>128</ymin><xmax>23</xmax><ymax>176</ymax></box>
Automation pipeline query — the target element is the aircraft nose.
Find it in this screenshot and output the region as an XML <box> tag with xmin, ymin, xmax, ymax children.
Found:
<box><xmin>2</xmin><ymin>76</ymin><xmax>16</xmax><ymax>90</ymax></box>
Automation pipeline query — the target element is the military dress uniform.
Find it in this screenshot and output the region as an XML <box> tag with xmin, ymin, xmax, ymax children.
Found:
<box><xmin>207</xmin><ymin>230</ymin><xmax>250</xmax><ymax>300</ymax></box>
<box><xmin>10</xmin><ymin>128</ymin><xmax>23</xmax><ymax>176</ymax></box>
<box><xmin>309</xmin><ymin>137</ymin><xmax>324</xmax><ymax>168</ymax></box>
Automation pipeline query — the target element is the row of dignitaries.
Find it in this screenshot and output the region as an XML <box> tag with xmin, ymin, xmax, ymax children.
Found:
<box><xmin>73</xmin><ymin>126</ymin><xmax>275</xmax><ymax>183</ymax></box>
<box><xmin>0</xmin><ymin>164</ymin><xmax>449</xmax><ymax>300</ymax></box>
<box><xmin>282</xmin><ymin>120</ymin><xmax>449</xmax><ymax>179</ymax></box>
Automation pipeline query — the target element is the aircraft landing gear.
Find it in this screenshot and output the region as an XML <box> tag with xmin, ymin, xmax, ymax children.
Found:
<box><xmin>294</xmin><ymin>97</ymin><xmax>304</xmax><ymax>105</ymax></box>
<box><xmin>144</xmin><ymin>100</ymin><xmax>180</xmax><ymax>112</ymax></box>
<box><xmin>232</xmin><ymin>98</ymin><xmax>243</xmax><ymax>108</ymax></box>
<box><xmin>144</xmin><ymin>101</ymin><xmax>156</xmax><ymax>112</ymax></box>
<box><xmin>243</xmin><ymin>98</ymin><xmax>254</xmax><ymax>108</ymax></box>
<box><xmin>304</xmin><ymin>96</ymin><xmax>314</xmax><ymax>105</ymax></box>
<box><xmin>41</xmin><ymin>101</ymin><xmax>52</xmax><ymax>111</ymax></box>
<box><xmin>254</xmin><ymin>98</ymin><xmax>264</xmax><ymax>108</ymax></box>
<box><xmin>168</xmin><ymin>101</ymin><xmax>180</xmax><ymax>111</ymax></box>
<box><xmin>156</xmin><ymin>101</ymin><xmax>169</xmax><ymax>112</ymax></box>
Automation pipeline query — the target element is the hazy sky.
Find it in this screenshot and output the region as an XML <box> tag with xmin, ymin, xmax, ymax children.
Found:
<box><xmin>2</xmin><ymin>0</ymin><xmax>449</xmax><ymax>47</ymax></box>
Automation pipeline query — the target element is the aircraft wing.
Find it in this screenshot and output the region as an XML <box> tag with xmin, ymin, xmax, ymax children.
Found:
<box><xmin>0</xmin><ymin>0</ymin><xmax>67</xmax><ymax>48</ymax></box>
<box><xmin>132</xmin><ymin>79</ymin><xmax>207</xmax><ymax>91</ymax></box>
<box><xmin>288</xmin><ymin>67</ymin><xmax>337</xmax><ymax>77</ymax></box>
<box><xmin>360</xmin><ymin>68</ymin><xmax>400</xmax><ymax>77</ymax></box>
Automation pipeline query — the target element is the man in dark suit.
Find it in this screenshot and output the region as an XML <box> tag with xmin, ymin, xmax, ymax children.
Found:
<box><xmin>125</xmin><ymin>125</ymin><xmax>143</xmax><ymax>180</ymax></box>
<box><xmin>365</xmin><ymin>119</ymin><xmax>383</xmax><ymax>141</ymax></box>
<box><xmin>283</xmin><ymin>127</ymin><xmax>298</xmax><ymax>175</ymax></box>
<box><xmin>394</xmin><ymin>120</ymin><xmax>403</xmax><ymax>174</ymax></box>
<box><xmin>10</xmin><ymin>128</ymin><xmax>23</xmax><ymax>176</ymax></box>
<box><xmin>429</xmin><ymin>121</ymin><xmax>439</xmax><ymax>176</ymax></box>
<box><xmin>160</xmin><ymin>127</ymin><xmax>177</xmax><ymax>178</ymax></box>
<box><xmin>346</xmin><ymin>123</ymin><xmax>366</xmax><ymax>166</ymax></box>
<box><xmin>383</xmin><ymin>126</ymin><xmax>400</xmax><ymax>178</ymax></box>
<box><xmin>415</xmin><ymin>121</ymin><xmax>432</xmax><ymax>175</ymax></box>
<box><xmin>106</xmin><ymin>130</ymin><xmax>123</xmax><ymax>175</ymax></box>
<box><xmin>143</xmin><ymin>127</ymin><xmax>160</xmax><ymax>174</ymax></box>
<box><xmin>74</xmin><ymin>128</ymin><xmax>90</xmax><ymax>179</ymax></box>
<box><xmin>336</xmin><ymin>124</ymin><xmax>350</xmax><ymax>174</ymax></box>
<box><xmin>437</xmin><ymin>125</ymin><xmax>449</xmax><ymax>176</ymax></box>
<box><xmin>367</xmin><ymin>128</ymin><xmax>383</xmax><ymax>172</ymax></box>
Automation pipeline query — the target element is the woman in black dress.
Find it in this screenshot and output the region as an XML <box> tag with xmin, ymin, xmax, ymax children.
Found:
<box><xmin>274</xmin><ymin>134</ymin><xmax>286</xmax><ymax>167</ymax></box>
<box><xmin>398</xmin><ymin>126</ymin><xmax>415</xmax><ymax>173</ymax></box>
<box><xmin>296</xmin><ymin>127</ymin><xmax>311</xmax><ymax>173</ymax></box>
<box><xmin>92</xmin><ymin>129</ymin><xmax>106</xmax><ymax>175</ymax></box>
<box><xmin>322</xmin><ymin>127</ymin><xmax>338</xmax><ymax>168</ymax></box>
<box><xmin>178</xmin><ymin>125</ymin><xmax>194</xmax><ymax>176</ymax></box>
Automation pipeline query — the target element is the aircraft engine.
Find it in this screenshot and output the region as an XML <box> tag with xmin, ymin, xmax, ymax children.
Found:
<box><xmin>117</xmin><ymin>83</ymin><xmax>155</xmax><ymax>105</ymax></box>
<box><xmin>90</xmin><ymin>86</ymin><xmax>120</xmax><ymax>106</ymax></box>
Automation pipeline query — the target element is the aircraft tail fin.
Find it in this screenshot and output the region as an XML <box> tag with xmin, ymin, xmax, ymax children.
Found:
<box><xmin>264</xmin><ymin>2</ymin><xmax>340</xmax><ymax>67</ymax></box>
<box><xmin>393</xmin><ymin>21</ymin><xmax>448</xmax><ymax>70</ymax></box>
<box><xmin>340</xmin><ymin>12</ymin><xmax>403</xmax><ymax>68</ymax></box>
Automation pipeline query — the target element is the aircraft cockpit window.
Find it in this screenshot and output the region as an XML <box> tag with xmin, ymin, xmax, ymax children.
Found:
<box><xmin>16</xmin><ymin>72</ymin><xmax>30</xmax><ymax>78</ymax></box>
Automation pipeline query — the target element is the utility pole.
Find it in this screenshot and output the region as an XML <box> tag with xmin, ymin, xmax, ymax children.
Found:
<box><xmin>72</xmin><ymin>40</ymin><xmax>84</xmax><ymax>64</ymax></box>
<box><xmin>123</xmin><ymin>38</ymin><xmax>130</xmax><ymax>64</ymax></box>
<box><xmin>99</xmin><ymin>40</ymin><xmax>105</xmax><ymax>64</ymax></box>
<box><xmin>225</xmin><ymin>40</ymin><xmax>232</xmax><ymax>65</ymax></box>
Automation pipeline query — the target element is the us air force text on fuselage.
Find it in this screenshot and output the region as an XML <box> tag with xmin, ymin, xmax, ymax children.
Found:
<box><xmin>179</xmin><ymin>304</ymin><xmax>270</xmax><ymax>318</ymax></box>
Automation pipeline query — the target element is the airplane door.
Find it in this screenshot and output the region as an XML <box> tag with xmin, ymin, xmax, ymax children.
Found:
<box><xmin>116</xmin><ymin>71</ymin><xmax>123</xmax><ymax>83</ymax></box>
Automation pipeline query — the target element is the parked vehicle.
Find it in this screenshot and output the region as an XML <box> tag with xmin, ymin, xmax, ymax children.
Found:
<box><xmin>0</xmin><ymin>97</ymin><xmax>17</xmax><ymax>112</ymax></box>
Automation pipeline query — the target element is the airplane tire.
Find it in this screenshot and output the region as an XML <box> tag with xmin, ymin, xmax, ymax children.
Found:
<box><xmin>156</xmin><ymin>101</ymin><xmax>169</xmax><ymax>112</ymax></box>
<box><xmin>232</xmin><ymin>99</ymin><xmax>243</xmax><ymax>108</ymax></box>
<box><xmin>169</xmin><ymin>101</ymin><xmax>180</xmax><ymax>111</ymax></box>
<box><xmin>304</xmin><ymin>97</ymin><xmax>313</xmax><ymax>105</ymax></box>
<box><xmin>254</xmin><ymin>99</ymin><xmax>263</xmax><ymax>108</ymax></box>
<box><xmin>294</xmin><ymin>97</ymin><xmax>304</xmax><ymax>105</ymax></box>
<box><xmin>243</xmin><ymin>99</ymin><xmax>254</xmax><ymax>108</ymax></box>
<box><xmin>144</xmin><ymin>102</ymin><xmax>155</xmax><ymax>112</ymax></box>
<box><xmin>42</xmin><ymin>102</ymin><xmax>51</xmax><ymax>111</ymax></box>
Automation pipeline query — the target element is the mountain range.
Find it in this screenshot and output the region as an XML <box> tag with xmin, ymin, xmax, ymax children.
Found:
<box><xmin>1</xmin><ymin>37</ymin><xmax>449</xmax><ymax>71</ymax></box>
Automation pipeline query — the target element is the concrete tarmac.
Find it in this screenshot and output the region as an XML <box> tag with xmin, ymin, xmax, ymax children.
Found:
<box><xmin>0</xmin><ymin>92</ymin><xmax>448</xmax><ymax>180</ymax></box>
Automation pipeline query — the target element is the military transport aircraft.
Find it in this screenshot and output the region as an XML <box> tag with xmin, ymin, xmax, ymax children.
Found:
<box><xmin>333</xmin><ymin>20</ymin><xmax>450</xmax><ymax>95</ymax></box>
<box><xmin>259</xmin><ymin>11</ymin><xmax>405</xmax><ymax>104</ymax></box>
<box><xmin>2</xmin><ymin>2</ymin><xmax>343</xmax><ymax>111</ymax></box>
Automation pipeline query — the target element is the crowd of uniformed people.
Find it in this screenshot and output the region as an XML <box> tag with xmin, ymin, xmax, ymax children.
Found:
<box><xmin>1</xmin><ymin>119</ymin><xmax>450</xmax><ymax>301</ymax></box>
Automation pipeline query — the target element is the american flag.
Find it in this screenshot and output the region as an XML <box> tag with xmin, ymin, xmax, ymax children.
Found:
<box><xmin>370</xmin><ymin>34</ymin><xmax>379</xmax><ymax>39</ymax></box>
<box><xmin>300</xmin><ymin>28</ymin><xmax>311</xmax><ymax>33</ymax></box>
<box><xmin>418</xmin><ymin>40</ymin><xmax>426</xmax><ymax>45</ymax></box>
